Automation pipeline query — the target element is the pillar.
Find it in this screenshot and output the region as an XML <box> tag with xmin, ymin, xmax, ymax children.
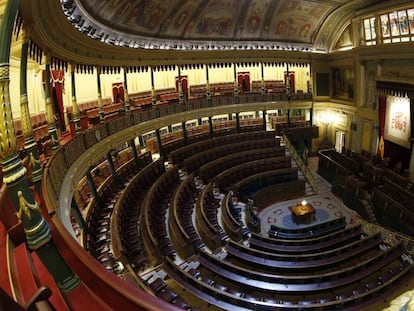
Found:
<box><xmin>262</xmin><ymin>110</ymin><xmax>267</xmax><ymax>131</ymax></box>
<box><xmin>20</xmin><ymin>23</ymin><xmax>43</xmax><ymax>192</ymax></box>
<box><xmin>236</xmin><ymin>112</ymin><xmax>240</xmax><ymax>133</ymax></box>
<box><xmin>233</xmin><ymin>63</ymin><xmax>239</xmax><ymax>104</ymax></box>
<box><xmin>178</xmin><ymin>66</ymin><xmax>184</xmax><ymax>105</ymax></box>
<box><xmin>138</xmin><ymin>135</ymin><xmax>145</xmax><ymax>149</ymax></box>
<box><xmin>261</xmin><ymin>62</ymin><xmax>266</xmax><ymax>100</ymax></box>
<box><xmin>129</xmin><ymin>139</ymin><xmax>141</xmax><ymax>169</ymax></box>
<box><xmin>286</xmin><ymin>63</ymin><xmax>291</xmax><ymax>102</ymax></box>
<box><xmin>0</xmin><ymin>0</ymin><xmax>80</xmax><ymax>294</ymax></box>
<box><xmin>309</xmin><ymin>62</ymin><xmax>314</xmax><ymax>126</ymax></box>
<box><xmin>44</xmin><ymin>55</ymin><xmax>60</xmax><ymax>150</ymax></box>
<box><xmin>86</xmin><ymin>167</ymin><xmax>104</xmax><ymax>210</ymax></box>
<box><xmin>96</xmin><ymin>65</ymin><xmax>105</xmax><ymax>122</ymax></box>
<box><xmin>150</xmin><ymin>66</ymin><xmax>156</xmax><ymax>105</ymax></box>
<box><xmin>208</xmin><ymin>116</ymin><xmax>214</xmax><ymax>138</ymax></box>
<box><xmin>182</xmin><ymin>121</ymin><xmax>188</xmax><ymax>145</ymax></box>
<box><xmin>70</xmin><ymin>63</ymin><xmax>81</xmax><ymax>133</ymax></box>
<box><xmin>123</xmin><ymin>66</ymin><xmax>130</xmax><ymax>114</ymax></box>
<box><xmin>155</xmin><ymin>129</ymin><xmax>163</xmax><ymax>156</ymax></box>
<box><xmin>71</xmin><ymin>199</ymin><xmax>86</xmax><ymax>231</ymax></box>
<box><xmin>106</xmin><ymin>151</ymin><xmax>119</xmax><ymax>181</ymax></box>
<box><xmin>287</xmin><ymin>109</ymin><xmax>291</xmax><ymax>128</ymax></box>
<box><xmin>85</xmin><ymin>168</ymin><xmax>98</xmax><ymax>198</ymax></box>
<box><xmin>206</xmin><ymin>65</ymin><xmax>212</xmax><ymax>107</ymax></box>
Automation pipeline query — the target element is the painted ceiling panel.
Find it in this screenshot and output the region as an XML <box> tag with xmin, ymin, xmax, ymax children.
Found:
<box><xmin>67</xmin><ymin>0</ymin><xmax>408</xmax><ymax>51</ymax></box>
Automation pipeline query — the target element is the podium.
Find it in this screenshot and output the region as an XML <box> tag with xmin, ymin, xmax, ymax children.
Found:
<box><xmin>290</xmin><ymin>200</ymin><xmax>315</xmax><ymax>224</ymax></box>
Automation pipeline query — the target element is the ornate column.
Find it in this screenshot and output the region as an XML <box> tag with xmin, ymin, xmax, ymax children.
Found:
<box><xmin>233</xmin><ymin>63</ymin><xmax>239</xmax><ymax>104</ymax></box>
<box><xmin>123</xmin><ymin>66</ymin><xmax>130</xmax><ymax>114</ymax></box>
<box><xmin>178</xmin><ymin>66</ymin><xmax>184</xmax><ymax>105</ymax></box>
<box><xmin>20</xmin><ymin>23</ymin><xmax>43</xmax><ymax>192</ymax></box>
<box><xmin>261</xmin><ymin>62</ymin><xmax>266</xmax><ymax>100</ymax></box>
<box><xmin>70</xmin><ymin>63</ymin><xmax>81</xmax><ymax>133</ymax></box>
<box><xmin>182</xmin><ymin>121</ymin><xmax>188</xmax><ymax>145</ymax></box>
<box><xmin>375</xmin><ymin>15</ymin><xmax>382</xmax><ymax>46</ymax></box>
<box><xmin>85</xmin><ymin>167</ymin><xmax>104</xmax><ymax>209</ymax></box>
<box><xmin>309</xmin><ymin>61</ymin><xmax>314</xmax><ymax>126</ymax></box>
<box><xmin>286</xmin><ymin>63</ymin><xmax>291</xmax><ymax>102</ymax></box>
<box><xmin>262</xmin><ymin>109</ymin><xmax>267</xmax><ymax>131</ymax></box>
<box><xmin>150</xmin><ymin>66</ymin><xmax>156</xmax><ymax>105</ymax></box>
<box><xmin>129</xmin><ymin>138</ymin><xmax>141</xmax><ymax>169</ymax></box>
<box><xmin>206</xmin><ymin>65</ymin><xmax>212</xmax><ymax>107</ymax></box>
<box><xmin>235</xmin><ymin>112</ymin><xmax>240</xmax><ymax>133</ymax></box>
<box><xmin>71</xmin><ymin>199</ymin><xmax>86</xmax><ymax>231</ymax></box>
<box><xmin>107</xmin><ymin>151</ymin><xmax>118</xmax><ymax>177</ymax></box>
<box><xmin>44</xmin><ymin>54</ymin><xmax>60</xmax><ymax>150</ymax></box>
<box><xmin>208</xmin><ymin>116</ymin><xmax>214</xmax><ymax>138</ymax></box>
<box><xmin>0</xmin><ymin>0</ymin><xmax>80</xmax><ymax>294</ymax></box>
<box><xmin>155</xmin><ymin>129</ymin><xmax>163</xmax><ymax>156</ymax></box>
<box><xmin>96</xmin><ymin>65</ymin><xmax>105</xmax><ymax>122</ymax></box>
<box><xmin>138</xmin><ymin>135</ymin><xmax>145</xmax><ymax>149</ymax></box>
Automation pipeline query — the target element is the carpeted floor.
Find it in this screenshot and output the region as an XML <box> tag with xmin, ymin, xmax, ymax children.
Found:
<box><xmin>257</xmin><ymin>156</ymin><xmax>358</xmax><ymax>235</ymax></box>
<box><xmin>258</xmin><ymin>192</ymin><xmax>357</xmax><ymax>234</ymax></box>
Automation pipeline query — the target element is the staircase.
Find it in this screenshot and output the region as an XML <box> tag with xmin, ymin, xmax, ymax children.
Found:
<box><xmin>281</xmin><ymin>134</ymin><xmax>319</xmax><ymax>196</ymax></box>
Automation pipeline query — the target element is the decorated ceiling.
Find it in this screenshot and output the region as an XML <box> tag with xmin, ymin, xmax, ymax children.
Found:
<box><xmin>63</xmin><ymin>0</ymin><xmax>402</xmax><ymax>51</ymax></box>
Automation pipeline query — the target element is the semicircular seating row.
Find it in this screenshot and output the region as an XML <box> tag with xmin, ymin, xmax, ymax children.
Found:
<box><xmin>84</xmin><ymin>130</ymin><xmax>414</xmax><ymax>311</ymax></box>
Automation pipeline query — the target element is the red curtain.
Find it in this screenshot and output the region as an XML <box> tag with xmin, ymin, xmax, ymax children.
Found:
<box><xmin>112</xmin><ymin>83</ymin><xmax>124</xmax><ymax>103</ymax></box>
<box><xmin>175</xmin><ymin>76</ymin><xmax>188</xmax><ymax>97</ymax></box>
<box><xmin>378</xmin><ymin>94</ymin><xmax>386</xmax><ymax>138</ymax></box>
<box><xmin>237</xmin><ymin>72</ymin><xmax>250</xmax><ymax>93</ymax></box>
<box><xmin>43</xmin><ymin>70</ymin><xmax>65</xmax><ymax>131</ymax></box>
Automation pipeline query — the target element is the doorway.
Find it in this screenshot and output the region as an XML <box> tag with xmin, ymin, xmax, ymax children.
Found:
<box><xmin>335</xmin><ymin>131</ymin><xmax>346</xmax><ymax>153</ymax></box>
<box><xmin>237</xmin><ymin>72</ymin><xmax>250</xmax><ymax>94</ymax></box>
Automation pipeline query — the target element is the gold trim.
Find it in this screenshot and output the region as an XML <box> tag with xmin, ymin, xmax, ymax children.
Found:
<box><xmin>24</xmin><ymin>218</ymin><xmax>46</xmax><ymax>234</ymax></box>
<box><xmin>17</xmin><ymin>191</ymin><xmax>40</xmax><ymax>221</ymax></box>
<box><xmin>2</xmin><ymin>165</ymin><xmax>26</xmax><ymax>184</ymax></box>
<box><xmin>5</xmin><ymin>233</ymin><xmax>18</xmax><ymax>301</ymax></box>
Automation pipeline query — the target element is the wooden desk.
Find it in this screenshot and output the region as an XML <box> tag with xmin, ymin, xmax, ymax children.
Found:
<box><xmin>290</xmin><ymin>201</ymin><xmax>315</xmax><ymax>224</ymax></box>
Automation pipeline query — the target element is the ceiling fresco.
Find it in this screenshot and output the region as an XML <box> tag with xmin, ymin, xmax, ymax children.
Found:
<box><xmin>78</xmin><ymin>0</ymin><xmax>332</xmax><ymax>44</ymax></box>
<box><xmin>61</xmin><ymin>0</ymin><xmax>403</xmax><ymax>51</ymax></box>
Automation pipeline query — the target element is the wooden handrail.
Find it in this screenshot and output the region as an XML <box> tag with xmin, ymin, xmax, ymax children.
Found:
<box><xmin>283</xmin><ymin>133</ymin><xmax>317</xmax><ymax>193</ymax></box>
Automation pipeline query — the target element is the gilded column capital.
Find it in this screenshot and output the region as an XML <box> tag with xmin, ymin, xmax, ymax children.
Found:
<box><xmin>44</xmin><ymin>52</ymin><xmax>52</xmax><ymax>65</ymax></box>
<box><xmin>21</xmin><ymin>22</ymin><xmax>34</xmax><ymax>43</ymax></box>
<box><xmin>0</xmin><ymin>63</ymin><xmax>10</xmax><ymax>81</ymax></box>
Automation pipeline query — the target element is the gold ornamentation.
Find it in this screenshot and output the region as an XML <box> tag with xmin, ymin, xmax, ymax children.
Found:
<box><xmin>45</xmin><ymin>97</ymin><xmax>55</xmax><ymax>124</ymax></box>
<box><xmin>51</xmin><ymin>133</ymin><xmax>59</xmax><ymax>145</ymax></box>
<box><xmin>20</xmin><ymin>94</ymin><xmax>33</xmax><ymax>137</ymax></box>
<box><xmin>29</xmin><ymin>152</ymin><xmax>41</xmax><ymax>168</ymax></box>
<box><xmin>17</xmin><ymin>191</ymin><xmax>40</xmax><ymax>221</ymax></box>
<box><xmin>0</xmin><ymin>65</ymin><xmax>17</xmax><ymax>159</ymax></box>
<box><xmin>22</xmin><ymin>23</ymin><xmax>33</xmax><ymax>43</ymax></box>
<box><xmin>0</xmin><ymin>63</ymin><xmax>10</xmax><ymax>80</ymax></box>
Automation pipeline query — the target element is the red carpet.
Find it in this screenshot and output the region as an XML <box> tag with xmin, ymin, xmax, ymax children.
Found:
<box><xmin>0</xmin><ymin>222</ymin><xmax>12</xmax><ymax>297</ymax></box>
<box><xmin>12</xmin><ymin>244</ymin><xmax>41</xmax><ymax>305</ymax></box>
<box><xmin>31</xmin><ymin>251</ymin><xmax>70</xmax><ymax>310</ymax></box>
<box><xmin>65</xmin><ymin>282</ymin><xmax>112</xmax><ymax>311</ymax></box>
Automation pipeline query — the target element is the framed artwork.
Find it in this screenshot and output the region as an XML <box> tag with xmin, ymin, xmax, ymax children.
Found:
<box><xmin>384</xmin><ymin>95</ymin><xmax>411</xmax><ymax>149</ymax></box>
<box><xmin>331</xmin><ymin>67</ymin><xmax>354</xmax><ymax>100</ymax></box>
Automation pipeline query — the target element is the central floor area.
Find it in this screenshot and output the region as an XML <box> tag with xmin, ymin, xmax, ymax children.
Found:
<box><xmin>258</xmin><ymin>192</ymin><xmax>357</xmax><ymax>235</ymax></box>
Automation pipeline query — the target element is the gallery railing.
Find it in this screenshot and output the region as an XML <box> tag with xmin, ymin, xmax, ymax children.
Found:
<box><xmin>41</xmin><ymin>92</ymin><xmax>312</xmax><ymax>310</ymax></box>
<box><xmin>282</xmin><ymin>133</ymin><xmax>317</xmax><ymax>194</ymax></box>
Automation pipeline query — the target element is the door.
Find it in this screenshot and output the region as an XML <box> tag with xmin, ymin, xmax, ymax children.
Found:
<box><xmin>175</xmin><ymin>75</ymin><xmax>188</xmax><ymax>97</ymax></box>
<box><xmin>112</xmin><ymin>82</ymin><xmax>125</xmax><ymax>103</ymax></box>
<box><xmin>237</xmin><ymin>72</ymin><xmax>250</xmax><ymax>93</ymax></box>
<box><xmin>335</xmin><ymin>131</ymin><xmax>346</xmax><ymax>153</ymax></box>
